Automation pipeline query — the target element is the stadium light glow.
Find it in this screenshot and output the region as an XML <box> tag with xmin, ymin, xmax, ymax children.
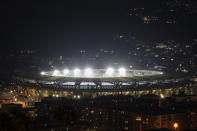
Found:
<box><xmin>52</xmin><ymin>70</ymin><xmax>60</xmax><ymax>76</ymax></box>
<box><xmin>106</xmin><ymin>67</ymin><xmax>114</xmax><ymax>76</ymax></box>
<box><xmin>73</xmin><ymin>68</ymin><xmax>80</xmax><ymax>77</ymax></box>
<box><xmin>40</xmin><ymin>72</ymin><xmax>46</xmax><ymax>75</ymax></box>
<box><xmin>42</xmin><ymin>67</ymin><xmax>164</xmax><ymax>78</ymax></box>
<box><xmin>118</xmin><ymin>67</ymin><xmax>126</xmax><ymax>76</ymax></box>
<box><xmin>84</xmin><ymin>67</ymin><xmax>93</xmax><ymax>77</ymax></box>
<box><xmin>63</xmin><ymin>69</ymin><xmax>69</xmax><ymax>75</ymax></box>
<box><xmin>159</xmin><ymin>72</ymin><xmax>163</xmax><ymax>75</ymax></box>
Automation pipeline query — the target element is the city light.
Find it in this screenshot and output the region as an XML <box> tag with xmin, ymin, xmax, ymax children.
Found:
<box><xmin>73</xmin><ymin>68</ymin><xmax>80</xmax><ymax>77</ymax></box>
<box><xmin>63</xmin><ymin>69</ymin><xmax>69</xmax><ymax>75</ymax></box>
<box><xmin>173</xmin><ymin>122</ymin><xmax>179</xmax><ymax>130</ymax></box>
<box><xmin>84</xmin><ymin>67</ymin><xmax>93</xmax><ymax>77</ymax></box>
<box><xmin>136</xmin><ymin>116</ymin><xmax>141</xmax><ymax>121</ymax></box>
<box><xmin>73</xmin><ymin>95</ymin><xmax>80</xmax><ymax>99</ymax></box>
<box><xmin>106</xmin><ymin>67</ymin><xmax>114</xmax><ymax>76</ymax></box>
<box><xmin>52</xmin><ymin>70</ymin><xmax>60</xmax><ymax>76</ymax></box>
<box><xmin>119</xmin><ymin>67</ymin><xmax>126</xmax><ymax>76</ymax></box>
<box><xmin>160</xmin><ymin>94</ymin><xmax>164</xmax><ymax>99</ymax></box>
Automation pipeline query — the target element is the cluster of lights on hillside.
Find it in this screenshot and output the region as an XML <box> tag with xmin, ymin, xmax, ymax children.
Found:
<box><xmin>41</xmin><ymin>67</ymin><xmax>127</xmax><ymax>78</ymax></box>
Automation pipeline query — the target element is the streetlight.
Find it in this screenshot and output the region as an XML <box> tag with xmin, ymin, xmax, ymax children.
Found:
<box><xmin>173</xmin><ymin>122</ymin><xmax>179</xmax><ymax>130</ymax></box>
<box><xmin>136</xmin><ymin>116</ymin><xmax>142</xmax><ymax>131</ymax></box>
<box><xmin>160</xmin><ymin>94</ymin><xmax>164</xmax><ymax>99</ymax></box>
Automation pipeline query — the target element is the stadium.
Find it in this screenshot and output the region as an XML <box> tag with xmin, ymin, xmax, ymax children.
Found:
<box><xmin>41</xmin><ymin>67</ymin><xmax>163</xmax><ymax>77</ymax></box>
<box><xmin>14</xmin><ymin>66</ymin><xmax>193</xmax><ymax>93</ymax></box>
<box><xmin>40</xmin><ymin>67</ymin><xmax>163</xmax><ymax>79</ymax></box>
<box><xmin>36</xmin><ymin>67</ymin><xmax>164</xmax><ymax>88</ymax></box>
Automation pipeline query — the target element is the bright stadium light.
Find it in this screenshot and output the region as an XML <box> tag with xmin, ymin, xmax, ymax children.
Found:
<box><xmin>63</xmin><ymin>69</ymin><xmax>69</xmax><ymax>75</ymax></box>
<box><xmin>52</xmin><ymin>70</ymin><xmax>60</xmax><ymax>76</ymax></box>
<box><xmin>84</xmin><ymin>67</ymin><xmax>93</xmax><ymax>77</ymax></box>
<box><xmin>119</xmin><ymin>67</ymin><xmax>126</xmax><ymax>76</ymax></box>
<box><xmin>40</xmin><ymin>72</ymin><xmax>46</xmax><ymax>75</ymax></box>
<box><xmin>73</xmin><ymin>68</ymin><xmax>80</xmax><ymax>77</ymax></box>
<box><xmin>106</xmin><ymin>67</ymin><xmax>114</xmax><ymax>76</ymax></box>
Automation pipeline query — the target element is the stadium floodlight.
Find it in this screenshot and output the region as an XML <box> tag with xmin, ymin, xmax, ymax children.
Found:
<box><xmin>63</xmin><ymin>69</ymin><xmax>69</xmax><ymax>75</ymax></box>
<box><xmin>52</xmin><ymin>70</ymin><xmax>60</xmax><ymax>76</ymax></box>
<box><xmin>40</xmin><ymin>72</ymin><xmax>46</xmax><ymax>75</ymax></box>
<box><xmin>106</xmin><ymin>67</ymin><xmax>114</xmax><ymax>76</ymax></box>
<box><xmin>73</xmin><ymin>68</ymin><xmax>80</xmax><ymax>77</ymax></box>
<box><xmin>119</xmin><ymin>67</ymin><xmax>126</xmax><ymax>76</ymax></box>
<box><xmin>84</xmin><ymin>67</ymin><xmax>93</xmax><ymax>77</ymax></box>
<box><xmin>159</xmin><ymin>72</ymin><xmax>163</xmax><ymax>75</ymax></box>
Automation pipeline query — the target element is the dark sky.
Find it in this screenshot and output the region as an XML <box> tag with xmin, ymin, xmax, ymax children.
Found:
<box><xmin>1</xmin><ymin>0</ymin><xmax>197</xmax><ymax>56</ymax></box>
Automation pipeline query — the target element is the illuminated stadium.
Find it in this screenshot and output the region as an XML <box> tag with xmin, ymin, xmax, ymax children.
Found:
<box><xmin>24</xmin><ymin>67</ymin><xmax>163</xmax><ymax>89</ymax></box>
<box><xmin>14</xmin><ymin>67</ymin><xmax>167</xmax><ymax>91</ymax></box>
<box><xmin>40</xmin><ymin>67</ymin><xmax>163</xmax><ymax>78</ymax></box>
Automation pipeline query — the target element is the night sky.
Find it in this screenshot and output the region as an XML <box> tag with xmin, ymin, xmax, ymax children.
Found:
<box><xmin>1</xmin><ymin>0</ymin><xmax>197</xmax><ymax>56</ymax></box>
